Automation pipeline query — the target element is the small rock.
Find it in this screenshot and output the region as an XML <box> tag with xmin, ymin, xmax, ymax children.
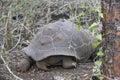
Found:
<box><xmin>53</xmin><ymin>76</ymin><xmax>65</xmax><ymax>80</ymax></box>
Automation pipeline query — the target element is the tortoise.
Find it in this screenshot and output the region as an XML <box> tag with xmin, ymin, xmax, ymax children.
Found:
<box><xmin>16</xmin><ymin>20</ymin><xmax>97</xmax><ymax>72</ymax></box>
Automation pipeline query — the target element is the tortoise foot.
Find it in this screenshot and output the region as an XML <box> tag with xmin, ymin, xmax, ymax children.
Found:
<box><xmin>36</xmin><ymin>61</ymin><xmax>49</xmax><ymax>71</ymax></box>
<box><xmin>62</xmin><ymin>58</ymin><xmax>77</xmax><ymax>69</ymax></box>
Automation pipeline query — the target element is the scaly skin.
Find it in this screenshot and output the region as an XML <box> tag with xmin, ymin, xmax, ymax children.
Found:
<box><xmin>17</xmin><ymin>54</ymin><xmax>77</xmax><ymax>72</ymax></box>
<box><xmin>36</xmin><ymin>56</ymin><xmax>77</xmax><ymax>71</ymax></box>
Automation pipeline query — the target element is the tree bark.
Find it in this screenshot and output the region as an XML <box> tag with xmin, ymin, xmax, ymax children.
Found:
<box><xmin>101</xmin><ymin>0</ymin><xmax>120</xmax><ymax>79</ymax></box>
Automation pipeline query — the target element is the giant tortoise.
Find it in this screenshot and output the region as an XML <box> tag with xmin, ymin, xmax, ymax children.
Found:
<box><xmin>17</xmin><ymin>20</ymin><xmax>97</xmax><ymax>72</ymax></box>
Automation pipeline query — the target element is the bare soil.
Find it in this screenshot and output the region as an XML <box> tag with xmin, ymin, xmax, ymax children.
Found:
<box><xmin>0</xmin><ymin>51</ymin><xmax>94</xmax><ymax>80</ymax></box>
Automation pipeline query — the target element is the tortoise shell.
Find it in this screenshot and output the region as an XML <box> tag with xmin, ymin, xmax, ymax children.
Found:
<box><xmin>23</xmin><ymin>20</ymin><xmax>96</xmax><ymax>62</ymax></box>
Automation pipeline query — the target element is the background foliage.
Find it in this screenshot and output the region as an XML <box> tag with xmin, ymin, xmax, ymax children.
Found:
<box><xmin>0</xmin><ymin>0</ymin><xmax>102</xmax><ymax>79</ymax></box>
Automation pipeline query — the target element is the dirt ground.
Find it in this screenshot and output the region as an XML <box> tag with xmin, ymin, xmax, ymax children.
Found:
<box><xmin>0</xmin><ymin>51</ymin><xmax>94</xmax><ymax>80</ymax></box>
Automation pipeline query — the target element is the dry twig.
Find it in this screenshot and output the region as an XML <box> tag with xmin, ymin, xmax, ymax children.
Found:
<box><xmin>0</xmin><ymin>55</ymin><xmax>23</xmax><ymax>80</ymax></box>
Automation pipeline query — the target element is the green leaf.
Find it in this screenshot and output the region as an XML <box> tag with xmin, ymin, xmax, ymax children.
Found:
<box><xmin>89</xmin><ymin>22</ymin><xmax>98</xmax><ymax>29</ymax></box>
<box><xmin>77</xmin><ymin>23</ymin><xmax>81</xmax><ymax>31</ymax></box>
<box><xmin>99</xmin><ymin>76</ymin><xmax>104</xmax><ymax>80</ymax></box>
<box><xmin>82</xmin><ymin>3</ymin><xmax>85</xmax><ymax>8</ymax></box>
<box><xmin>95</xmin><ymin>5</ymin><xmax>101</xmax><ymax>12</ymax></box>
<box><xmin>88</xmin><ymin>7</ymin><xmax>92</xmax><ymax>13</ymax></box>
<box><xmin>97</xmin><ymin>51</ymin><xmax>104</xmax><ymax>57</ymax></box>
<box><xmin>96</xmin><ymin>34</ymin><xmax>102</xmax><ymax>40</ymax></box>
<box><xmin>68</xmin><ymin>4</ymin><xmax>72</xmax><ymax>10</ymax></box>
<box><xmin>95</xmin><ymin>60</ymin><xmax>102</xmax><ymax>66</ymax></box>
<box><xmin>98</xmin><ymin>12</ymin><xmax>104</xmax><ymax>18</ymax></box>
<box><xmin>92</xmin><ymin>66</ymin><xmax>97</xmax><ymax>72</ymax></box>
<box><xmin>93</xmin><ymin>42</ymin><xmax>100</xmax><ymax>47</ymax></box>
<box><xmin>78</xmin><ymin>12</ymin><xmax>84</xmax><ymax>17</ymax></box>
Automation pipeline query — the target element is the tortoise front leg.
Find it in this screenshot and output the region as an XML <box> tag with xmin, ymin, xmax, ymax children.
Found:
<box><xmin>36</xmin><ymin>61</ymin><xmax>49</xmax><ymax>71</ymax></box>
<box><xmin>62</xmin><ymin>57</ymin><xmax>77</xmax><ymax>69</ymax></box>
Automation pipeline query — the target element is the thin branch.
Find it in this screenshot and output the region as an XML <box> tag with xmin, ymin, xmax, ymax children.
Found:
<box><xmin>19</xmin><ymin>21</ymin><xmax>35</xmax><ymax>36</ymax></box>
<box><xmin>7</xmin><ymin>27</ymin><xmax>22</xmax><ymax>52</ymax></box>
<box><xmin>0</xmin><ymin>55</ymin><xmax>23</xmax><ymax>80</ymax></box>
<box><xmin>40</xmin><ymin>1</ymin><xmax>76</xmax><ymax>21</ymax></box>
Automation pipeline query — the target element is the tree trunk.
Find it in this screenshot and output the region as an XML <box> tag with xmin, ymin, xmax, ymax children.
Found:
<box><xmin>101</xmin><ymin>0</ymin><xmax>120</xmax><ymax>79</ymax></box>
